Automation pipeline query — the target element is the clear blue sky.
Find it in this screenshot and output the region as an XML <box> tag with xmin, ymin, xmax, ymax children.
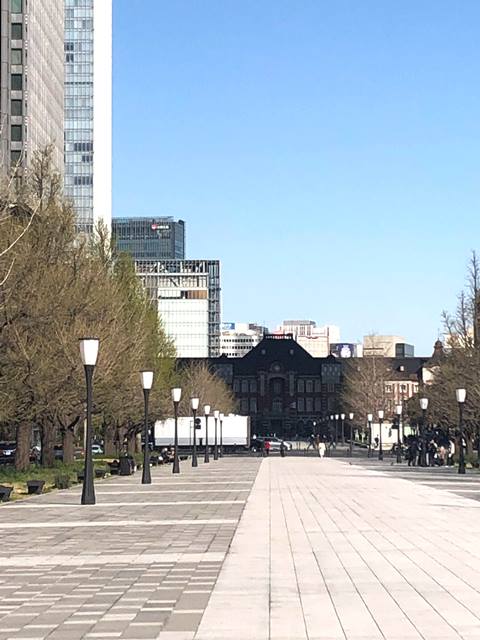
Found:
<box><xmin>113</xmin><ymin>1</ymin><xmax>480</xmax><ymax>355</ymax></box>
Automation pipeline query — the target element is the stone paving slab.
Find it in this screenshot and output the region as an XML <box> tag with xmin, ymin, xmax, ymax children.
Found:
<box><xmin>195</xmin><ymin>457</ymin><xmax>480</xmax><ymax>640</ymax></box>
<box><xmin>0</xmin><ymin>458</ymin><xmax>260</xmax><ymax>639</ymax></box>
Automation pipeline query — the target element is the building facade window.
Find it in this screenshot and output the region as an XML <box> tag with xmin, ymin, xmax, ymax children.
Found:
<box><xmin>11</xmin><ymin>0</ymin><xmax>22</xmax><ymax>13</ymax></box>
<box><xmin>249</xmin><ymin>379</ymin><xmax>257</xmax><ymax>393</ymax></box>
<box><xmin>272</xmin><ymin>398</ymin><xmax>283</xmax><ymax>414</ymax></box>
<box><xmin>297</xmin><ymin>379</ymin><xmax>305</xmax><ymax>393</ymax></box>
<box><xmin>241</xmin><ymin>379</ymin><xmax>248</xmax><ymax>394</ymax></box>
<box><xmin>11</xmin><ymin>49</ymin><xmax>22</xmax><ymax>65</ymax></box>
<box><xmin>297</xmin><ymin>398</ymin><xmax>305</xmax><ymax>412</ymax></box>
<box><xmin>11</xmin><ymin>23</ymin><xmax>23</xmax><ymax>39</ymax></box>
<box><xmin>11</xmin><ymin>74</ymin><xmax>22</xmax><ymax>90</ymax></box>
<box><xmin>306</xmin><ymin>397</ymin><xmax>313</xmax><ymax>413</ymax></box>
<box><xmin>11</xmin><ymin>125</ymin><xmax>22</xmax><ymax>141</ymax></box>
<box><xmin>11</xmin><ymin>100</ymin><xmax>22</xmax><ymax>116</ymax></box>
<box><xmin>306</xmin><ymin>380</ymin><xmax>313</xmax><ymax>394</ymax></box>
<box><xmin>11</xmin><ymin>150</ymin><xmax>21</xmax><ymax>164</ymax></box>
<box><xmin>250</xmin><ymin>398</ymin><xmax>257</xmax><ymax>413</ymax></box>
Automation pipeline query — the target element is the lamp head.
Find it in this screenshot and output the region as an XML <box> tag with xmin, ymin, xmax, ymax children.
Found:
<box><xmin>171</xmin><ymin>387</ymin><xmax>182</xmax><ymax>403</ymax></box>
<box><xmin>367</xmin><ymin>413</ymin><xmax>373</xmax><ymax>422</ymax></box>
<box><xmin>456</xmin><ymin>388</ymin><xmax>466</xmax><ymax>404</ymax></box>
<box><xmin>140</xmin><ymin>370</ymin><xmax>154</xmax><ymax>390</ymax></box>
<box><xmin>219</xmin><ymin>412</ymin><xmax>224</xmax><ymax>420</ymax></box>
<box><xmin>378</xmin><ymin>410</ymin><xmax>384</xmax><ymax>420</ymax></box>
<box><xmin>349</xmin><ymin>412</ymin><xmax>354</xmax><ymax>420</ymax></box>
<box><xmin>79</xmin><ymin>338</ymin><xmax>99</xmax><ymax>366</ymax></box>
<box><xmin>204</xmin><ymin>404</ymin><xmax>211</xmax><ymax>416</ymax></box>
<box><xmin>335</xmin><ymin>414</ymin><xmax>339</xmax><ymax>420</ymax></box>
<box><xmin>395</xmin><ymin>404</ymin><xmax>403</xmax><ymax>416</ymax></box>
<box><xmin>419</xmin><ymin>397</ymin><xmax>429</xmax><ymax>411</ymax></box>
<box><xmin>214</xmin><ymin>409</ymin><xmax>220</xmax><ymax>419</ymax></box>
<box><xmin>191</xmin><ymin>397</ymin><xmax>199</xmax><ymax>411</ymax></box>
<box><xmin>340</xmin><ymin>413</ymin><xmax>345</xmax><ymax>420</ymax></box>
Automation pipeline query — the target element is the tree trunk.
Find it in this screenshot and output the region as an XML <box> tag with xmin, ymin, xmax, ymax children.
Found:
<box><xmin>127</xmin><ymin>432</ymin><xmax>136</xmax><ymax>455</ymax></box>
<box><xmin>103</xmin><ymin>422</ymin><xmax>116</xmax><ymax>457</ymax></box>
<box><xmin>63</xmin><ymin>428</ymin><xmax>75</xmax><ymax>464</ymax></box>
<box><xmin>40</xmin><ymin>421</ymin><xmax>56</xmax><ymax>467</ymax></box>
<box><xmin>15</xmin><ymin>423</ymin><xmax>31</xmax><ymax>471</ymax></box>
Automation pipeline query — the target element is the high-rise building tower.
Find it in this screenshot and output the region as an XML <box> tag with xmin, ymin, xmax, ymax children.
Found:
<box><xmin>112</xmin><ymin>217</ymin><xmax>186</xmax><ymax>260</ymax></box>
<box><xmin>0</xmin><ymin>0</ymin><xmax>64</xmax><ymax>172</ymax></box>
<box><xmin>64</xmin><ymin>0</ymin><xmax>112</xmax><ymax>235</ymax></box>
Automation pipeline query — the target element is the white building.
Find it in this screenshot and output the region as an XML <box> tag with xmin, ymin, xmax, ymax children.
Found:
<box><xmin>135</xmin><ymin>259</ymin><xmax>221</xmax><ymax>358</ymax></box>
<box><xmin>64</xmin><ymin>0</ymin><xmax>112</xmax><ymax>235</ymax></box>
<box><xmin>220</xmin><ymin>323</ymin><xmax>266</xmax><ymax>358</ymax></box>
<box><xmin>277</xmin><ymin>320</ymin><xmax>340</xmax><ymax>358</ymax></box>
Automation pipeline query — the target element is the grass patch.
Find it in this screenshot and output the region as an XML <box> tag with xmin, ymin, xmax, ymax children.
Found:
<box><xmin>0</xmin><ymin>460</ymin><xmax>109</xmax><ymax>500</ymax></box>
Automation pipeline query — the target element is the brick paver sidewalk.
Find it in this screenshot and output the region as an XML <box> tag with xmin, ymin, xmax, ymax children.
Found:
<box><xmin>0</xmin><ymin>457</ymin><xmax>260</xmax><ymax>640</ymax></box>
<box><xmin>196</xmin><ymin>457</ymin><xmax>480</xmax><ymax>640</ymax></box>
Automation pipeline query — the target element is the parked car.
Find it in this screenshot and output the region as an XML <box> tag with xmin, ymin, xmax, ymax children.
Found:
<box><xmin>250</xmin><ymin>437</ymin><xmax>292</xmax><ymax>452</ymax></box>
<box><xmin>0</xmin><ymin>442</ymin><xmax>16</xmax><ymax>457</ymax></box>
<box><xmin>91</xmin><ymin>444</ymin><xmax>104</xmax><ymax>455</ymax></box>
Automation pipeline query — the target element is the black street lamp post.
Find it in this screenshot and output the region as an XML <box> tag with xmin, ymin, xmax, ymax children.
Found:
<box><xmin>204</xmin><ymin>404</ymin><xmax>211</xmax><ymax>463</ymax></box>
<box><xmin>340</xmin><ymin>413</ymin><xmax>345</xmax><ymax>445</ymax></box>
<box><xmin>335</xmin><ymin>414</ymin><xmax>339</xmax><ymax>446</ymax></box>
<box><xmin>79</xmin><ymin>338</ymin><xmax>99</xmax><ymax>506</ymax></box>
<box><xmin>140</xmin><ymin>370</ymin><xmax>154</xmax><ymax>484</ymax></box>
<box><xmin>171</xmin><ymin>388</ymin><xmax>182</xmax><ymax>474</ymax></box>
<box><xmin>456</xmin><ymin>388</ymin><xmax>466</xmax><ymax>475</ymax></box>
<box><xmin>213</xmin><ymin>410</ymin><xmax>219</xmax><ymax>460</ymax></box>
<box><xmin>219</xmin><ymin>412</ymin><xmax>224</xmax><ymax>457</ymax></box>
<box><xmin>419</xmin><ymin>397</ymin><xmax>429</xmax><ymax>467</ymax></box>
<box><xmin>378</xmin><ymin>410</ymin><xmax>384</xmax><ymax>461</ymax></box>
<box><xmin>191</xmin><ymin>397</ymin><xmax>199</xmax><ymax>468</ymax></box>
<box><xmin>395</xmin><ymin>404</ymin><xmax>402</xmax><ymax>464</ymax></box>
<box><xmin>348</xmin><ymin>412</ymin><xmax>354</xmax><ymax>457</ymax></box>
<box><xmin>367</xmin><ymin>413</ymin><xmax>373</xmax><ymax>458</ymax></box>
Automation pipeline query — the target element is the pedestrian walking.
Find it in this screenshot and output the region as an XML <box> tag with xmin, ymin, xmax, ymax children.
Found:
<box><xmin>280</xmin><ymin>442</ymin><xmax>286</xmax><ymax>458</ymax></box>
<box><xmin>264</xmin><ymin>439</ymin><xmax>270</xmax><ymax>456</ymax></box>
<box><xmin>318</xmin><ymin>441</ymin><xmax>326</xmax><ymax>458</ymax></box>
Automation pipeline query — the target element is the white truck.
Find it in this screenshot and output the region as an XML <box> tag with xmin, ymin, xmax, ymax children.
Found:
<box><xmin>154</xmin><ymin>414</ymin><xmax>251</xmax><ymax>450</ymax></box>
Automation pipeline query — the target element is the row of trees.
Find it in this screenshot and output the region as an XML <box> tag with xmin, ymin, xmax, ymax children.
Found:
<box><xmin>341</xmin><ymin>253</ymin><xmax>480</xmax><ymax>436</ymax></box>
<box><xmin>0</xmin><ymin>149</ymin><xmax>236</xmax><ymax>470</ymax></box>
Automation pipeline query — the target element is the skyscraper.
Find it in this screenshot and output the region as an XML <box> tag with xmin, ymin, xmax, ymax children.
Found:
<box><xmin>112</xmin><ymin>217</ymin><xmax>186</xmax><ymax>260</ymax></box>
<box><xmin>0</xmin><ymin>0</ymin><xmax>64</xmax><ymax>172</ymax></box>
<box><xmin>64</xmin><ymin>0</ymin><xmax>112</xmax><ymax>234</ymax></box>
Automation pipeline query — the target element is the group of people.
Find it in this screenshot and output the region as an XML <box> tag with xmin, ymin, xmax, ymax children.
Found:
<box><xmin>393</xmin><ymin>436</ymin><xmax>458</xmax><ymax>467</ymax></box>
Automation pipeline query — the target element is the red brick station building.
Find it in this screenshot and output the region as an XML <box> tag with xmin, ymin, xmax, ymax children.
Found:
<box><xmin>178</xmin><ymin>334</ymin><xmax>436</xmax><ymax>439</ymax></box>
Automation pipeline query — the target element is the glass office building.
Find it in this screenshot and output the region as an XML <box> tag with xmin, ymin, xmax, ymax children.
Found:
<box><xmin>135</xmin><ymin>260</ymin><xmax>220</xmax><ymax>358</ymax></box>
<box><xmin>113</xmin><ymin>217</ymin><xmax>185</xmax><ymax>260</ymax></box>
<box><xmin>64</xmin><ymin>0</ymin><xmax>112</xmax><ymax>235</ymax></box>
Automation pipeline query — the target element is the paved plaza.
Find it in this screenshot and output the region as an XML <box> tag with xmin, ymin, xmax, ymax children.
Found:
<box><xmin>3</xmin><ymin>456</ymin><xmax>480</xmax><ymax>639</ymax></box>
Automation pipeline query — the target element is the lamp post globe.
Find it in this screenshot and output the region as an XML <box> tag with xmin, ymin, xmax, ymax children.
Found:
<box><xmin>213</xmin><ymin>410</ymin><xmax>220</xmax><ymax>460</ymax></box>
<box><xmin>219</xmin><ymin>412</ymin><xmax>224</xmax><ymax>457</ymax></box>
<box><xmin>79</xmin><ymin>338</ymin><xmax>99</xmax><ymax>506</ymax></box>
<box><xmin>140</xmin><ymin>371</ymin><xmax>154</xmax><ymax>484</ymax></box>
<box><xmin>191</xmin><ymin>397</ymin><xmax>199</xmax><ymax>467</ymax></box>
<box><xmin>456</xmin><ymin>388</ymin><xmax>466</xmax><ymax>474</ymax></box>
<box><xmin>367</xmin><ymin>413</ymin><xmax>373</xmax><ymax>458</ymax></box>
<box><xmin>171</xmin><ymin>388</ymin><xmax>182</xmax><ymax>474</ymax></box>
<box><xmin>377</xmin><ymin>410</ymin><xmax>384</xmax><ymax>461</ymax></box>
<box><xmin>395</xmin><ymin>404</ymin><xmax>403</xmax><ymax>464</ymax></box>
<box><xmin>419</xmin><ymin>397</ymin><xmax>429</xmax><ymax>467</ymax></box>
<box><xmin>204</xmin><ymin>404</ymin><xmax>211</xmax><ymax>463</ymax></box>
<box><xmin>348</xmin><ymin>412</ymin><xmax>354</xmax><ymax>457</ymax></box>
